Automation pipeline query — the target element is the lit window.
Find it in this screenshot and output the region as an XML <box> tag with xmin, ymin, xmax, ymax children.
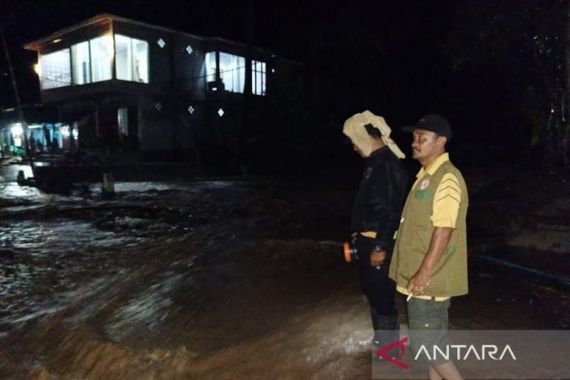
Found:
<box><xmin>90</xmin><ymin>35</ymin><xmax>113</xmax><ymax>82</ymax></box>
<box><xmin>11</xmin><ymin>123</ymin><xmax>24</xmax><ymax>147</ymax></box>
<box><xmin>252</xmin><ymin>60</ymin><xmax>266</xmax><ymax>96</ymax></box>
<box><xmin>205</xmin><ymin>51</ymin><xmax>245</xmax><ymax>93</ymax></box>
<box><xmin>61</xmin><ymin>126</ymin><xmax>70</xmax><ymax>137</ymax></box>
<box><xmin>71</xmin><ymin>42</ymin><xmax>91</xmax><ymax>85</ymax></box>
<box><xmin>39</xmin><ymin>49</ymin><xmax>71</xmax><ymax>89</ymax></box>
<box><xmin>117</xmin><ymin>108</ymin><xmax>129</xmax><ymax>137</ymax></box>
<box><xmin>205</xmin><ymin>52</ymin><xmax>217</xmax><ymax>83</ymax></box>
<box><xmin>115</xmin><ymin>34</ymin><xmax>149</xmax><ymax>83</ymax></box>
<box><xmin>219</xmin><ymin>52</ymin><xmax>245</xmax><ymax>93</ymax></box>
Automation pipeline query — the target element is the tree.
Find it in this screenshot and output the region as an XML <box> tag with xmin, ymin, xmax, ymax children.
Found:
<box><xmin>444</xmin><ymin>0</ymin><xmax>569</xmax><ymax>166</ymax></box>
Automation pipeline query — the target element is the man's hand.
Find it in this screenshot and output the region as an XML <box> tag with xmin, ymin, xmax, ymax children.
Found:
<box><xmin>407</xmin><ymin>269</ymin><xmax>431</xmax><ymax>295</ymax></box>
<box><xmin>370</xmin><ymin>250</ymin><xmax>386</xmax><ymax>268</ymax></box>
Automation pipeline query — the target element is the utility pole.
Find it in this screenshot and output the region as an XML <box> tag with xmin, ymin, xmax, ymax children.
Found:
<box><xmin>239</xmin><ymin>0</ymin><xmax>254</xmax><ymax>173</ymax></box>
<box><xmin>0</xmin><ymin>18</ymin><xmax>35</xmax><ymax>175</ymax></box>
<box><xmin>560</xmin><ymin>0</ymin><xmax>570</xmax><ymax>167</ymax></box>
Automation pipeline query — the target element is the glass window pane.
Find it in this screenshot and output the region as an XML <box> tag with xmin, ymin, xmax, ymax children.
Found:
<box><xmin>90</xmin><ymin>35</ymin><xmax>113</xmax><ymax>82</ymax></box>
<box><xmin>117</xmin><ymin>108</ymin><xmax>129</xmax><ymax>136</ymax></box>
<box><xmin>132</xmin><ymin>38</ymin><xmax>148</xmax><ymax>83</ymax></box>
<box><xmin>115</xmin><ymin>34</ymin><xmax>149</xmax><ymax>83</ymax></box>
<box><xmin>219</xmin><ymin>52</ymin><xmax>245</xmax><ymax>93</ymax></box>
<box><xmin>205</xmin><ymin>52</ymin><xmax>217</xmax><ymax>83</ymax></box>
<box><xmin>39</xmin><ymin>49</ymin><xmax>71</xmax><ymax>89</ymax></box>
<box><xmin>115</xmin><ymin>34</ymin><xmax>132</xmax><ymax>81</ymax></box>
<box><xmin>71</xmin><ymin>42</ymin><xmax>90</xmax><ymax>85</ymax></box>
<box><xmin>252</xmin><ymin>60</ymin><xmax>266</xmax><ymax>95</ymax></box>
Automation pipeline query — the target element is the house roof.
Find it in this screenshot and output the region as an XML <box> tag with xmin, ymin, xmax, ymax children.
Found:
<box><xmin>24</xmin><ymin>13</ymin><xmax>202</xmax><ymax>51</ymax></box>
<box><xmin>23</xmin><ymin>13</ymin><xmax>274</xmax><ymax>56</ymax></box>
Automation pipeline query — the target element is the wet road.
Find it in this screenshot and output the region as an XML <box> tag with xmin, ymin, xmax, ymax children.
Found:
<box><xmin>0</xmin><ymin>173</ymin><xmax>568</xmax><ymax>379</ymax></box>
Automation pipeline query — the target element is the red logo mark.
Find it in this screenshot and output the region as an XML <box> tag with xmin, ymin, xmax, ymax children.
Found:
<box><xmin>376</xmin><ymin>336</ymin><xmax>409</xmax><ymax>369</ymax></box>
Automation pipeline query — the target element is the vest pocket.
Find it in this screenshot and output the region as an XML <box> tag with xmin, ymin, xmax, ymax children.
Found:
<box><xmin>413</xmin><ymin>190</ymin><xmax>433</xmax><ymax>201</ymax></box>
<box><xmin>404</xmin><ymin>224</ymin><xmax>431</xmax><ymax>252</ymax></box>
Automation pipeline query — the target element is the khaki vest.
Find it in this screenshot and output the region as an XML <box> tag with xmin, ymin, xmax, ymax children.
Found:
<box><xmin>389</xmin><ymin>160</ymin><xmax>469</xmax><ymax>297</ymax></box>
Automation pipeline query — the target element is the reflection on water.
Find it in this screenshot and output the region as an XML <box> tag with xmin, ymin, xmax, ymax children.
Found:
<box><xmin>0</xmin><ymin>219</ymin><xmax>143</xmax><ymax>332</ymax></box>
<box><xmin>0</xmin><ymin>181</ymin><xmax>201</xmax><ymax>335</ymax></box>
<box><xmin>0</xmin><ymin>182</ymin><xmax>46</xmax><ymax>201</ymax></box>
<box><xmin>0</xmin><ymin>181</ymin><xmax>259</xmax><ymax>336</ymax></box>
<box><xmin>105</xmin><ymin>273</ymin><xmax>183</xmax><ymax>342</ymax></box>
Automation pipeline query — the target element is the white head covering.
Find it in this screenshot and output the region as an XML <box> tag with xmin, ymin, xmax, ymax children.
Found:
<box><xmin>342</xmin><ymin>110</ymin><xmax>406</xmax><ymax>159</ymax></box>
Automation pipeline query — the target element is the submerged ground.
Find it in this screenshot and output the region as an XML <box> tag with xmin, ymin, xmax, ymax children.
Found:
<box><xmin>0</xmin><ymin>164</ymin><xmax>568</xmax><ymax>379</ymax></box>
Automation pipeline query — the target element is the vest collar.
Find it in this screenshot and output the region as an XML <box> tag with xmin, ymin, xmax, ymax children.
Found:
<box><xmin>416</xmin><ymin>152</ymin><xmax>450</xmax><ymax>178</ymax></box>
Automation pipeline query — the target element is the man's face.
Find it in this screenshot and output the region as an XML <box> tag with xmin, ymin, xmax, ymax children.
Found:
<box><xmin>353</xmin><ymin>143</ymin><xmax>367</xmax><ymax>158</ymax></box>
<box><xmin>411</xmin><ymin>129</ymin><xmax>444</xmax><ymax>161</ymax></box>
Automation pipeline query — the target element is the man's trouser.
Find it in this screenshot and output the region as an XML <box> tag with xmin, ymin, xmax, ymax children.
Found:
<box><xmin>355</xmin><ymin>238</ymin><xmax>396</xmax><ymax>316</ymax></box>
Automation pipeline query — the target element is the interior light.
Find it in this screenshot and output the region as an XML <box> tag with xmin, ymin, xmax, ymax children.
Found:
<box><xmin>10</xmin><ymin>123</ymin><xmax>23</xmax><ymax>137</ymax></box>
<box><xmin>61</xmin><ymin>126</ymin><xmax>70</xmax><ymax>137</ymax></box>
<box><xmin>105</xmin><ymin>34</ymin><xmax>115</xmax><ymax>57</ymax></box>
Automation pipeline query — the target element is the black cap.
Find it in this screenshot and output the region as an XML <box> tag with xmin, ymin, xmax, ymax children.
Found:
<box><xmin>402</xmin><ymin>114</ymin><xmax>452</xmax><ymax>140</ymax></box>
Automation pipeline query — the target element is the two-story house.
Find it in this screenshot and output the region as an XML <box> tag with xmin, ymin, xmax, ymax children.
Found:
<box><xmin>23</xmin><ymin>13</ymin><xmax>301</xmax><ymax>162</ymax></box>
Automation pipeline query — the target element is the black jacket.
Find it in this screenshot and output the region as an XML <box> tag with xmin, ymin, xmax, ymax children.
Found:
<box><xmin>351</xmin><ymin>146</ymin><xmax>408</xmax><ymax>253</ymax></box>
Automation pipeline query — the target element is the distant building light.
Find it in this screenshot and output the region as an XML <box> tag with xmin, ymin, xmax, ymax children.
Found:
<box><xmin>10</xmin><ymin>123</ymin><xmax>23</xmax><ymax>137</ymax></box>
<box><xmin>61</xmin><ymin>126</ymin><xmax>70</xmax><ymax>137</ymax></box>
<box><xmin>157</xmin><ymin>38</ymin><xmax>166</xmax><ymax>48</ymax></box>
<box><xmin>187</xmin><ymin>105</ymin><xmax>195</xmax><ymax>114</ymax></box>
<box><xmin>217</xmin><ymin>108</ymin><xmax>224</xmax><ymax>117</ymax></box>
<box><xmin>186</xmin><ymin>45</ymin><xmax>193</xmax><ymax>55</ymax></box>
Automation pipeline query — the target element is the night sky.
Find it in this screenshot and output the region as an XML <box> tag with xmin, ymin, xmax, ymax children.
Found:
<box><xmin>0</xmin><ymin>0</ymin><xmax>566</xmax><ymax>165</ymax></box>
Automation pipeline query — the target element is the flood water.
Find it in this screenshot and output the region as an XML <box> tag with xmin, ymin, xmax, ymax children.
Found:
<box><xmin>0</xmin><ymin>178</ymin><xmax>568</xmax><ymax>379</ymax></box>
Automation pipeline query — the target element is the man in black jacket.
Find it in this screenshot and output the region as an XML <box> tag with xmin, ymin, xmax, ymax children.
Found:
<box><xmin>343</xmin><ymin>110</ymin><xmax>408</xmax><ymax>348</ymax></box>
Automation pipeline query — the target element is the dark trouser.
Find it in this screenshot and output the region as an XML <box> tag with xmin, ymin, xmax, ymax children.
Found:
<box><xmin>354</xmin><ymin>238</ymin><xmax>398</xmax><ymax>351</ymax></box>
<box><xmin>356</xmin><ymin>243</ymin><xmax>396</xmax><ymax>316</ymax></box>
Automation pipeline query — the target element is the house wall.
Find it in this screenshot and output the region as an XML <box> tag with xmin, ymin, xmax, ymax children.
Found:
<box><xmin>172</xmin><ymin>34</ymin><xmax>206</xmax><ymax>99</ymax></box>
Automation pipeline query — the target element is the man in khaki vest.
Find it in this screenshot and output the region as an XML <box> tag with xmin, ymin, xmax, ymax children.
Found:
<box><xmin>389</xmin><ymin>114</ymin><xmax>468</xmax><ymax>380</ymax></box>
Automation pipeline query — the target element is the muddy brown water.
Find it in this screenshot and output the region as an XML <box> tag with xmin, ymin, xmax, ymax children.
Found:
<box><xmin>0</xmin><ymin>180</ymin><xmax>568</xmax><ymax>379</ymax></box>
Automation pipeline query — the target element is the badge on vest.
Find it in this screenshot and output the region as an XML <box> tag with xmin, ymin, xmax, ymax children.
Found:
<box><xmin>419</xmin><ymin>178</ymin><xmax>430</xmax><ymax>190</ymax></box>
